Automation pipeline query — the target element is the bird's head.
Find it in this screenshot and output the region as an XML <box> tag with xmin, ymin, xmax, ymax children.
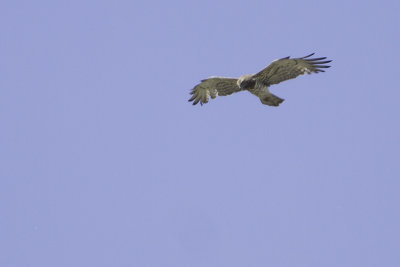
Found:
<box><xmin>237</xmin><ymin>74</ymin><xmax>256</xmax><ymax>90</ymax></box>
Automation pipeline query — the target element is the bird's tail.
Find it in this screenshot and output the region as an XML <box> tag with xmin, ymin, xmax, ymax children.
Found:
<box><xmin>260</xmin><ymin>93</ymin><xmax>284</xmax><ymax>107</ymax></box>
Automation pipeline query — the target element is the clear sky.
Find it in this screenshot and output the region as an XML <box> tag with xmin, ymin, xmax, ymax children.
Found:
<box><xmin>2</xmin><ymin>0</ymin><xmax>400</xmax><ymax>266</ymax></box>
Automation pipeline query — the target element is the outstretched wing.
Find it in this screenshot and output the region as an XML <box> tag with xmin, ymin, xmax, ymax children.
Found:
<box><xmin>188</xmin><ymin>77</ymin><xmax>241</xmax><ymax>105</ymax></box>
<box><xmin>253</xmin><ymin>53</ymin><xmax>332</xmax><ymax>86</ymax></box>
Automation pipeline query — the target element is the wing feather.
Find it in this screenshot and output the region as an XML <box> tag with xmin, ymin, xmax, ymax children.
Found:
<box><xmin>188</xmin><ymin>77</ymin><xmax>240</xmax><ymax>105</ymax></box>
<box><xmin>253</xmin><ymin>53</ymin><xmax>332</xmax><ymax>86</ymax></box>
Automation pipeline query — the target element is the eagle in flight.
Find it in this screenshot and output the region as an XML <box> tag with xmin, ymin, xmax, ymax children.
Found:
<box><xmin>188</xmin><ymin>53</ymin><xmax>331</xmax><ymax>106</ymax></box>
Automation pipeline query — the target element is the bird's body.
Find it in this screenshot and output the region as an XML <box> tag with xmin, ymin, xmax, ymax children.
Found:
<box><xmin>243</xmin><ymin>77</ymin><xmax>284</xmax><ymax>106</ymax></box>
<box><xmin>188</xmin><ymin>53</ymin><xmax>331</xmax><ymax>107</ymax></box>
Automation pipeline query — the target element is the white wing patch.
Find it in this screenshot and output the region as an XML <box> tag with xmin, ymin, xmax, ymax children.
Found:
<box><xmin>302</xmin><ymin>67</ymin><xmax>312</xmax><ymax>74</ymax></box>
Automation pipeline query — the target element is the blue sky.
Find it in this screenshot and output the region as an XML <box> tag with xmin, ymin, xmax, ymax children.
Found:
<box><xmin>2</xmin><ymin>0</ymin><xmax>400</xmax><ymax>266</ymax></box>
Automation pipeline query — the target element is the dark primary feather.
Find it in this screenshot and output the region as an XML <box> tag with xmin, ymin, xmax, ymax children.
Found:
<box><xmin>188</xmin><ymin>77</ymin><xmax>240</xmax><ymax>105</ymax></box>
<box><xmin>253</xmin><ymin>53</ymin><xmax>332</xmax><ymax>86</ymax></box>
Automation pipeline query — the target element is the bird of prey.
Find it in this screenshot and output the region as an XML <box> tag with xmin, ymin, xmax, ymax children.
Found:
<box><xmin>188</xmin><ymin>53</ymin><xmax>331</xmax><ymax>106</ymax></box>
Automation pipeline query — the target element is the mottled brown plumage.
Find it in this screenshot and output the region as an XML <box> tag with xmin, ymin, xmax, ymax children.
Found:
<box><xmin>188</xmin><ymin>53</ymin><xmax>331</xmax><ymax>106</ymax></box>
